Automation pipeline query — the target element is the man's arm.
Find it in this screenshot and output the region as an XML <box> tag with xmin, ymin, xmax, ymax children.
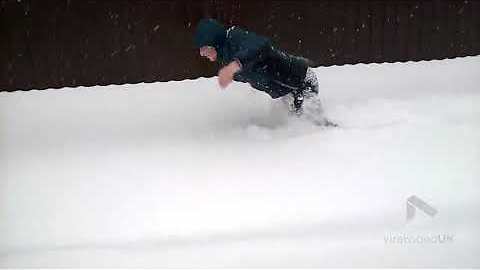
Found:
<box><xmin>218</xmin><ymin>60</ymin><xmax>242</xmax><ymax>89</ymax></box>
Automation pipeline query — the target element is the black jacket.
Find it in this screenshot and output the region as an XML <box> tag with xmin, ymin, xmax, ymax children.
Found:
<box><xmin>195</xmin><ymin>19</ymin><xmax>309</xmax><ymax>99</ymax></box>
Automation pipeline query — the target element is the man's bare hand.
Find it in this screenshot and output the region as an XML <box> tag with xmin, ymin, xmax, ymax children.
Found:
<box><xmin>218</xmin><ymin>61</ymin><xmax>241</xmax><ymax>89</ymax></box>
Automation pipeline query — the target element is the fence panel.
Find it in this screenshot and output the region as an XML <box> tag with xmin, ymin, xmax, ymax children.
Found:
<box><xmin>0</xmin><ymin>0</ymin><xmax>479</xmax><ymax>92</ymax></box>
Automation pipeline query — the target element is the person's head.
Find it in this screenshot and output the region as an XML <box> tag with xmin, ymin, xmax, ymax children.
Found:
<box><xmin>199</xmin><ymin>46</ymin><xmax>217</xmax><ymax>62</ymax></box>
<box><xmin>194</xmin><ymin>18</ymin><xmax>226</xmax><ymax>62</ymax></box>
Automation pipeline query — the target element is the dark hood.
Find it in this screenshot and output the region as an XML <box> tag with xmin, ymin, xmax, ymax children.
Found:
<box><xmin>194</xmin><ymin>19</ymin><xmax>227</xmax><ymax>49</ymax></box>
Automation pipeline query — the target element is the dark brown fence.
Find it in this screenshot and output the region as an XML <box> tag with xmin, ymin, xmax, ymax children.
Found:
<box><xmin>1</xmin><ymin>0</ymin><xmax>479</xmax><ymax>92</ymax></box>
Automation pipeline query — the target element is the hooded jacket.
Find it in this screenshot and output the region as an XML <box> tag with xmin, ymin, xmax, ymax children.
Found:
<box><xmin>195</xmin><ymin>19</ymin><xmax>309</xmax><ymax>99</ymax></box>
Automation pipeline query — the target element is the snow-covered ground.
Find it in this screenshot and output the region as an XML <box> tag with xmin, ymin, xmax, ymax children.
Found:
<box><xmin>0</xmin><ymin>57</ymin><xmax>479</xmax><ymax>267</ymax></box>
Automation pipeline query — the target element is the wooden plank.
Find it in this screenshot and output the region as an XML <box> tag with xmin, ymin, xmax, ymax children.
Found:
<box><xmin>406</xmin><ymin>1</ymin><xmax>421</xmax><ymax>61</ymax></box>
<box><xmin>3</xmin><ymin>0</ymin><xmax>34</xmax><ymax>90</ymax></box>
<box><xmin>323</xmin><ymin>0</ymin><xmax>337</xmax><ymax>66</ymax></box>
<box><xmin>420</xmin><ymin>0</ymin><xmax>433</xmax><ymax>60</ymax></box>
<box><xmin>455</xmin><ymin>0</ymin><xmax>468</xmax><ymax>56</ymax></box>
<box><xmin>369</xmin><ymin>1</ymin><xmax>385</xmax><ymax>62</ymax></box>
<box><xmin>469</xmin><ymin>0</ymin><xmax>480</xmax><ymax>56</ymax></box>
<box><xmin>434</xmin><ymin>0</ymin><xmax>449</xmax><ymax>59</ymax></box>
<box><xmin>343</xmin><ymin>0</ymin><xmax>356</xmax><ymax>64</ymax></box>
<box><xmin>446</xmin><ymin>1</ymin><xmax>459</xmax><ymax>58</ymax></box>
<box><xmin>397</xmin><ymin>1</ymin><xmax>409</xmax><ymax>61</ymax></box>
<box><xmin>357</xmin><ymin>2</ymin><xmax>371</xmax><ymax>63</ymax></box>
<box><xmin>0</xmin><ymin>0</ymin><xmax>9</xmax><ymax>90</ymax></box>
<box><xmin>383</xmin><ymin>1</ymin><xmax>396</xmax><ymax>62</ymax></box>
<box><xmin>473</xmin><ymin>1</ymin><xmax>480</xmax><ymax>56</ymax></box>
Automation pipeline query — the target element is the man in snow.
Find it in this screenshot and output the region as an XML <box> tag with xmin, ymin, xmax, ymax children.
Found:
<box><xmin>194</xmin><ymin>18</ymin><xmax>324</xmax><ymax>119</ymax></box>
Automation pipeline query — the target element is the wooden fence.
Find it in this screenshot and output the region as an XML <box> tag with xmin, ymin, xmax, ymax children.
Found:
<box><xmin>1</xmin><ymin>0</ymin><xmax>479</xmax><ymax>91</ymax></box>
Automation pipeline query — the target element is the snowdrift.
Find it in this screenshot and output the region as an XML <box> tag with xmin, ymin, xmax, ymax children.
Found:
<box><xmin>1</xmin><ymin>57</ymin><xmax>479</xmax><ymax>267</ymax></box>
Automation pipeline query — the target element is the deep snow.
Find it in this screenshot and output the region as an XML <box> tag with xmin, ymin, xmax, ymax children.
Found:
<box><xmin>0</xmin><ymin>57</ymin><xmax>479</xmax><ymax>267</ymax></box>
